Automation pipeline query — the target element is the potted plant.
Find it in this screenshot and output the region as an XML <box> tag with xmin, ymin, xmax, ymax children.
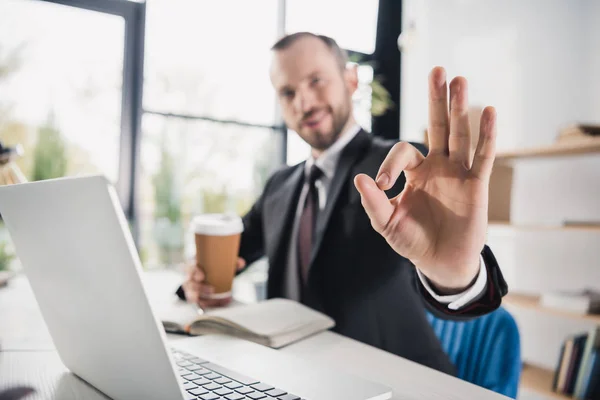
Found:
<box><xmin>0</xmin><ymin>240</ymin><xmax>15</xmax><ymax>287</ymax></box>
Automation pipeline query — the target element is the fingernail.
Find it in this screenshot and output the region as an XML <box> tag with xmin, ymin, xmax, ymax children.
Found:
<box><xmin>376</xmin><ymin>173</ymin><xmax>390</xmax><ymax>187</ymax></box>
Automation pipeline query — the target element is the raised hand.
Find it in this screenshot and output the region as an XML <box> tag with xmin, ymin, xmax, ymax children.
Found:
<box><xmin>354</xmin><ymin>67</ymin><xmax>496</xmax><ymax>293</ymax></box>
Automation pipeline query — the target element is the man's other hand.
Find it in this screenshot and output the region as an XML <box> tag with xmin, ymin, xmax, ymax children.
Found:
<box><xmin>181</xmin><ymin>257</ymin><xmax>246</xmax><ymax>308</ymax></box>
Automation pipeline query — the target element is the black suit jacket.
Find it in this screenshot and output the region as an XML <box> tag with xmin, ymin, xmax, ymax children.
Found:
<box><xmin>181</xmin><ymin>130</ymin><xmax>508</xmax><ymax>375</ymax></box>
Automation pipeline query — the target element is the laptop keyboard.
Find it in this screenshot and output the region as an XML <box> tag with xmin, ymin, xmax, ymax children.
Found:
<box><xmin>172</xmin><ymin>349</ymin><xmax>306</xmax><ymax>400</ymax></box>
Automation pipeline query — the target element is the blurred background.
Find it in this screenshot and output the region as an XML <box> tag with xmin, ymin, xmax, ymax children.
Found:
<box><xmin>1</xmin><ymin>1</ymin><xmax>599</xmax><ymax>399</ymax></box>
<box><xmin>0</xmin><ymin>0</ymin><xmax>388</xmax><ymax>271</ymax></box>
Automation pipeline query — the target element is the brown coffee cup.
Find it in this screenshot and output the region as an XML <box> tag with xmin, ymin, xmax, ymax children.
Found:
<box><xmin>192</xmin><ymin>214</ymin><xmax>243</xmax><ymax>299</ymax></box>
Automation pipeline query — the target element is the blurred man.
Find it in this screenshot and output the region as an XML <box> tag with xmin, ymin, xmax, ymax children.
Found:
<box><xmin>179</xmin><ymin>32</ymin><xmax>507</xmax><ymax>374</ymax></box>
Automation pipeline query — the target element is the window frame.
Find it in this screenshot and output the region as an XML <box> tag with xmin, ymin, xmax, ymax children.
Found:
<box><xmin>34</xmin><ymin>0</ymin><xmax>400</xmax><ymax>249</ymax></box>
<box><xmin>38</xmin><ymin>0</ymin><xmax>145</xmax><ymax>240</ymax></box>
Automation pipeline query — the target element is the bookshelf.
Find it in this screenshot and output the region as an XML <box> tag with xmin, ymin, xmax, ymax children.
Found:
<box><xmin>504</xmin><ymin>293</ymin><xmax>600</xmax><ymax>324</ymax></box>
<box><xmin>496</xmin><ymin>137</ymin><xmax>600</xmax><ymax>162</ymax></box>
<box><xmin>521</xmin><ymin>364</ymin><xmax>571</xmax><ymax>400</ymax></box>
<box><xmin>488</xmin><ymin>222</ymin><xmax>600</xmax><ymax>232</ymax></box>
<box><xmin>488</xmin><ymin>139</ymin><xmax>600</xmax><ymax>399</ymax></box>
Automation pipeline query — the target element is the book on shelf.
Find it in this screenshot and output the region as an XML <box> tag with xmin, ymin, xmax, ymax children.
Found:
<box><xmin>541</xmin><ymin>289</ymin><xmax>600</xmax><ymax>315</ymax></box>
<box><xmin>580</xmin><ymin>352</ymin><xmax>600</xmax><ymax>399</ymax></box>
<box><xmin>565</xmin><ymin>335</ymin><xmax>588</xmax><ymax>395</ymax></box>
<box><xmin>553</xmin><ymin>329</ymin><xmax>600</xmax><ymax>399</ymax></box>
<box><xmin>574</xmin><ymin>327</ymin><xmax>600</xmax><ymax>399</ymax></box>
<box><xmin>557</xmin><ymin>337</ymin><xmax>575</xmax><ymax>394</ymax></box>
<box><xmin>160</xmin><ymin>298</ymin><xmax>335</xmax><ymax>349</ymax></box>
<box><xmin>553</xmin><ymin>343</ymin><xmax>566</xmax><ymax>391</ymax></box>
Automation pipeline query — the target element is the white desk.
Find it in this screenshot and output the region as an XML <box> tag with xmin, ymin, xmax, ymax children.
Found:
<box><xmin>0</xmin><ymin>271</ymin><xmax>509</xmax><ymax>400</ymax></box>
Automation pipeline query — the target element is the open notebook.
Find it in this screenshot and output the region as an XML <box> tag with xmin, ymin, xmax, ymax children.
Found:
<box><xmin>160</xmin><ymin>298</ymin><xmax>335</xmax><ymax>349</ymax></box>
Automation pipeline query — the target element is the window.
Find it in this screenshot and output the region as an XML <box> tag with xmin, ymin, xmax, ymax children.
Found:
<box><xmin>144</xmin><ymin>0</ymin><xmax>279</xmax><ymax>125</ymax></box>
<box><xmin>139</xmin><ymin>115</ymin><xmax>280</xmax><ymax>268</ymax></box>
<box><xmin>140</xmin><ymin>0</ymin><xmax>282</xmax><ymax>268</ymax></box>
<box><xmin>0</xmin><ymin>0</ymin><xmax>386</xmax><ymax>271</ymax></box>
<box><xmin>285</xmin><ymin>0</ymin><xmax>379</xmax><ymax>54</ymax></box>
<box><xmin>0</xmin><ymin>0</ymin><xmax>124</xmax><ymax>183</ymax></box>
<box><xmin>0</xmin><ymin>0</ymin><xmax>129</xmax><ymax>273</ymax></box>
<box><xmin>354</xmin><ymin>64</ymin><xmax>375</xmax><ymax>131</ymax></box>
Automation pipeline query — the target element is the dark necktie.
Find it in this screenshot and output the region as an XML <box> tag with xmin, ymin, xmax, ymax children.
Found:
<box><xmin>298</xmin><ymin>165</ymin><xmax>323</xmax><ymax>284</ymax></box>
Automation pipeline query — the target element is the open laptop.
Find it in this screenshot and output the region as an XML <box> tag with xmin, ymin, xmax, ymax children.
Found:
<box><xmin>0</xmin><ymin>176</ymin><xmax>392</xmax><ymax>400</ymax></box>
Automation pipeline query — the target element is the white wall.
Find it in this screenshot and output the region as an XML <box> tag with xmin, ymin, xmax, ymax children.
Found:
<box><xmin>400</xmin><ymin>0</ymin><xmax>597</xmax><ymax>148</ymax></box>
<box><xmin>401</xmin><ymin>0</ymin><xmax>600</xmax><ymax>395</ymax></box>
<box><xmin>584</xmin><ymin>0</ymin><xmax>600</xmax><ymax>118</ymax></box>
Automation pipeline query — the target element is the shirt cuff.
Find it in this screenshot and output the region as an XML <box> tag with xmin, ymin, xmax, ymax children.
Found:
<box><xmin>416</xmin><ymin>255</ymin><xmax>488</xmax><ymax>311</ymax></box>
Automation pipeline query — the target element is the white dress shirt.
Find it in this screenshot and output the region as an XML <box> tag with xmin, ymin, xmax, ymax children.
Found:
<box><xmin>284</xmin><ymin>124</ymin><xmax>488</xmax><ymax>309</ymax></box>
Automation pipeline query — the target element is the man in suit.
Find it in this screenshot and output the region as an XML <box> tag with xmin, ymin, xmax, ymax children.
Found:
<box><xmin>179</xmin><ymin>32</ymin><xmax>507</xmax><ymax>375</ymax></box>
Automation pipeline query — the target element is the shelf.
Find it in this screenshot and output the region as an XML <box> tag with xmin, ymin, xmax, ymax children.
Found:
<box><xmin>521</xmin><ymin>364</ymin><xmax>571</xmax><ymax>400</ymax></box>
<box><xmin>504</xmin><ymin>293</ymin><xmax>600</xmax><ymax>324</ymax></box>
<box><xmin>488</xmin><ymin>222</ymin><xmax>600</xmax><ymax>232</ymax></box>
<box><xmin>496</xmin><ymin>137</ymin><xmax>600</xmax><ymax>161</ymax></box>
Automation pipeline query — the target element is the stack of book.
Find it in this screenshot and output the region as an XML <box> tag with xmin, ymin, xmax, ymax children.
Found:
<box><xmin>552</xmin><ymin>327</ymin><xmax>600</xmax><ymax>399</ymax></box>
<box><xmin>541</xmin><ymin>290</ymin><xmax>600</xmax><ymax>316</ymax></box>
<box><xmin>556</xmin><ymin>124</ymin><xmax>600</xmax><ymax>142</ymax></box>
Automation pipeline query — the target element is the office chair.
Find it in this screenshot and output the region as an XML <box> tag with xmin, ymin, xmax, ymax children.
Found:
<box><xmin>426</xmin><ymin>307</ymin><xmax>522</xmax><ymax>399</ymax></box>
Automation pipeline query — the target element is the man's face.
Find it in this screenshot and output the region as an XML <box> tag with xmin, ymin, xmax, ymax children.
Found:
<box><xmin>270</xmin><ymin>37</ymin><xmax>358</xmax><ymax>151</ymax></box>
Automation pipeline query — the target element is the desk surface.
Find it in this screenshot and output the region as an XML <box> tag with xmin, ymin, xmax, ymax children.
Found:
<box><xmin>1</xmin><ymin>271</ymin><xmax>508</xmax><ymax>400</ymax></box>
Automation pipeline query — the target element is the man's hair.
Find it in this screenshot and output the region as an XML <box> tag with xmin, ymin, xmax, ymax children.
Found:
<box><xmin>271</xmin><ymin>32</ymin><xmax>349</xmax><ymax>70</ymax></box>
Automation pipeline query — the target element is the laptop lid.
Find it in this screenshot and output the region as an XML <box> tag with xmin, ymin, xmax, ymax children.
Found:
<box><xmin>0</xmin><ymin>176</ymin><xmax>184</xmax><ymax>400</ymax></box>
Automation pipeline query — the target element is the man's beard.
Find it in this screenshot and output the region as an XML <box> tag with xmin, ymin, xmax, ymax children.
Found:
<box><xmin>300</xmin><ymin>99</ymin><xmax>352</xmax><ymax>151</ymax></box>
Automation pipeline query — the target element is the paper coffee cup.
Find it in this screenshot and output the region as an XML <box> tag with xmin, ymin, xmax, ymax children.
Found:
<box><xmin>193</xmin><ymin>214</ymin><xmax>243</xmax><ymax>299</ymax></box>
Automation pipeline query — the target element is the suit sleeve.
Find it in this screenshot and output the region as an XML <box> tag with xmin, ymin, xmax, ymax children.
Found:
<box><xmin>236</xmin><ymin>174</ymin><xmax>274</xmax><ymax>269</ymax></box>
<box><xmin>415</xmin><ymin>245</ymin><xmax>508</xmax><ymax>321</ymax></box>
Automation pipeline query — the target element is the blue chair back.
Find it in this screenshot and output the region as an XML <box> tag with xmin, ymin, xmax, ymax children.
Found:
<box><xmin>426</xmin><ymin>307</ymin><xmax>521</xmax><ymax>398</ymax></box>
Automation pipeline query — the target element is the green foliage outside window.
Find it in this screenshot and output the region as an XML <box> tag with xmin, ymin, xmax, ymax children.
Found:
<box><xmin>31</xmin><ymin>116</ymin><xmax>68</xmax><ymax>181</ymax></box>
<box><xmin>153</xmin><ymin>145</ymin><xmax>182</xmax><ymax>224</ymax></box>
<box><xmin>152</xmin><ymin>139</ymin><xmax>184</xmax><ymax>265</ymax></box>
<box><xmin>0</xmin><ymin>239</ymin><xmax>15</xmax><ymax>271</ymax></box>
